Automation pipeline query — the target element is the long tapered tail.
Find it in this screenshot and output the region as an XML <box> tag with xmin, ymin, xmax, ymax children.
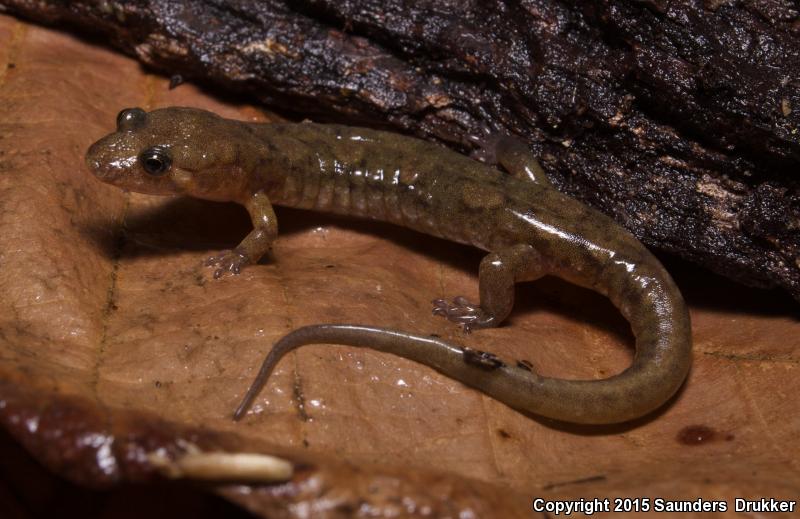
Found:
<box><xmin>233</xmin><ymin>287</ymin><xmax>691</xmax><ymax>424</ymax></box>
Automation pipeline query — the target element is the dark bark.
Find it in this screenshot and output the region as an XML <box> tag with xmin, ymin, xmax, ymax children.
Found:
<box><xmin>3</xmin><ymin>0</ymin><xmax>799</xmax><ymax>299</ymax></box>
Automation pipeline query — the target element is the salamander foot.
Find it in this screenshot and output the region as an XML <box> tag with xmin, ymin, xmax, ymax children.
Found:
<box><xmin>432</xmin><ymin>296</ymin><xmax>496</xmax><ymax>333</ymax></box>
<box><xmin>204</xmin><ymin>249</ymin><xmax>249</xmax><ymax>279</ymax></box>
<box><xmin>468</xmin><ymin>133</ymin><xmax>503</xmax><ymax>165</ymax></box>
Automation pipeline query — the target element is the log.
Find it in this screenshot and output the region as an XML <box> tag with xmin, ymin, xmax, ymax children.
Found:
<box><xmin>2</xmin><ymin>0</ymin><xmax>799</xmax><ymax>299</ymax></box>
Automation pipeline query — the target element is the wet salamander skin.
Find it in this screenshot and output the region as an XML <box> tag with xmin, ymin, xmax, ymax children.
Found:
<box><xmin>86</xmin><ymin>107</ymin><xmax>692</xmax><ymax>425</ymax></box>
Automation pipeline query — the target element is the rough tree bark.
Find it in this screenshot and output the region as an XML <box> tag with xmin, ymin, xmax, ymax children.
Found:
<box><xmin>2</xmin><ymin>0</ymin><xmax>799</xmax><ymax>299</ymax></box>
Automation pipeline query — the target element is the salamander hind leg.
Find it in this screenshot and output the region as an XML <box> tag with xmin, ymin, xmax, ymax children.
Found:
<box><xmin>471</xmin><ymin>133</ymin><xmax>551</xmax><ymax>187</ymax></box>
<box><xmin>432</xmin><ymin>244</ymin><xmax>545</xmax><ymax>332</ymax></box>
<box><xmin>494</xmin><ymin>136</ymin><xmax>551</xmax><ymax>187</ymax></box>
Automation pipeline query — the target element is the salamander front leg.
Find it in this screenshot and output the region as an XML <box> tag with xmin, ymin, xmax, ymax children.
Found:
<box><xmin>433</xmin><ymin>244</ymin><xmax>545</xmax><ymax>332</ymax></box>
<box><xmin>205</xmin><ymin>190</ymin><xmax>278</xmax><ymax>278</ymax></box>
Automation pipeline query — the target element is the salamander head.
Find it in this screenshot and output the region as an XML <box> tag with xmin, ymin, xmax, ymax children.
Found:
<box><xmin>86</xmin><ymin>107</ymin><xmax>260</xmax><ymax>201</ymax></box>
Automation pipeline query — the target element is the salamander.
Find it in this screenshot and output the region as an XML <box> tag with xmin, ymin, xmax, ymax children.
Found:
<box><xmin>85</xmin><ymin>107</ymin><xmax>692</xmax><ymax>425</ymax></box>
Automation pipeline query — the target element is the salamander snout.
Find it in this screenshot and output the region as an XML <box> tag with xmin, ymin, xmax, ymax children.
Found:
<box><xmin>85</xmin><ymin>130</ymin><xmax>182</xmax><ymax>195</ymax></box>
<box><xmin>85</xmin><ymin>143</ymin><xmax>109</xmax><ymax>179</ymax></box>
<box><xmin>85</xmin><ymin>137</ymin><xmax>136</xmax><ymax>183</ymax></box>
<box><xmin>85</xmin><ymin>141</ymin><xmax>110</xmax><ymax>179</ymax></box>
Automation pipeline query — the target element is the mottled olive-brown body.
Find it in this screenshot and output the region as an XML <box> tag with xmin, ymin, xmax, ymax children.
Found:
<box><xmin>86</xmin><ymin>107</ymin><xmax>691</xmax><ymax>425</ymax></box>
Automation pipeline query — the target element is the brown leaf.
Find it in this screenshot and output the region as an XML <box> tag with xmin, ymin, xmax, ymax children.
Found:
<box><xmin>0</xmin><ymin>14</ymin><xmax>798</xmax><ymax>518</ymax></box>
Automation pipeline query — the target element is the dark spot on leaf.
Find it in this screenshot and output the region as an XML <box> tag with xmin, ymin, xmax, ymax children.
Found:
<box><xmin>677</xmin><ymin>425</ymin><xmax>717</xmax><ymax>445</ymax></box>
<box><xmin>497</xmin><ymin>428</ymin><xmax>511</xmax><ymax>439</ymax></box>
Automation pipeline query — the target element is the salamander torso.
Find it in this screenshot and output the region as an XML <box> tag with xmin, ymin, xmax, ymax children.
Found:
<box><xmin>86</xmin><ymin>107</ymin><xmax>692</xmax><ymax>424</ymax></box>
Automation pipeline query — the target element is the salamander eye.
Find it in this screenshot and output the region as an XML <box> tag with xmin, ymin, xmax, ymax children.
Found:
<box><xmin>117</xmin><ymin>107</ymin><xmax>147</xmax><ymax>131</ymax></box>
<box><xmin>139</xmin><ymin>146</ymin><xmax>172</xmax><ymax>176</ymax></box>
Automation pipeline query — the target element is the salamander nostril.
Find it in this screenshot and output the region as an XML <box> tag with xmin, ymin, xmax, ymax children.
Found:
<box><xmin>86</xmin><ymin>156</ymin><xmax>108</xmax><ymax>178</ymax></box>
<box><xmin>88</xmin><ymin>159</ymin><xmax>101</xmax><ymax>174</ymax></box>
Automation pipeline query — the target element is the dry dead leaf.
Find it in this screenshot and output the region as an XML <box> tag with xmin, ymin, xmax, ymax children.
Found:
<box><xmin>0</xmin><ymin>14</ymin><xmax>798</xmax><ymax>518</ymax></box>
